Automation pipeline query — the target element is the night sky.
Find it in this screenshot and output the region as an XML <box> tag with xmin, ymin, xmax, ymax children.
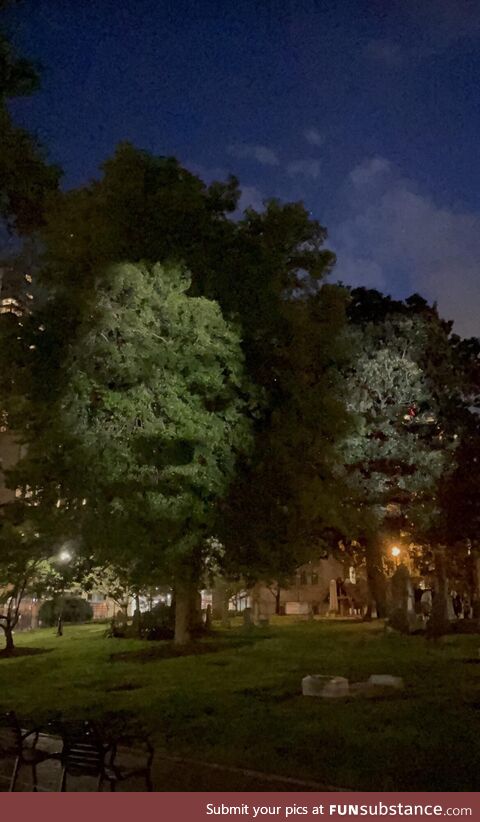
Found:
<box><xmin>6</xmin><ymin>0</ymin><xmax>480</xmax><ymax>336</ymax></box>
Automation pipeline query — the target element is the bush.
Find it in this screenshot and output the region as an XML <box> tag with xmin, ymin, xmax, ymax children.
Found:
<box><xmin>39</xmin><ymin>597</ymin><xmax>93</xmax><ymax>626</ymax></box>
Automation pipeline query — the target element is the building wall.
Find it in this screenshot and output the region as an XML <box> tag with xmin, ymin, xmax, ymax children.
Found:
<box><xmin>252</xmin><ymin>555</ymin><xmax>346</xmax><ymax>616</ymax></box>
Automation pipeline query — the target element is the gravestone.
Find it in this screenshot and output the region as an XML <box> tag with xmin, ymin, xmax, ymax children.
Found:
<box><xmin>302</xmin><ymin>675</ymin><xmax>349</xmax><ymax>698</ymax></box>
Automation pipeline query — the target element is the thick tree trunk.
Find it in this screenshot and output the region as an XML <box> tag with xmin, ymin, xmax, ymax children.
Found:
<box><xmin>189</xmin><ymin>587</ymin><xmax>203</xmax><ymax>634</ymax></box>
<box><xmin>365</xmin><ymin>535</ymin><xmax>387</xmax><ymax>618</ymax></box>
<box><xmin>3</xmin><ymin>624</ymin><xmax>14</xmax><ymax>652</ymax></box>
<box><xmin>221</xmin><ymin>589</ymin><xmax>231</xmax><ymax>628</ymax></box>
<box><xmin>429</xmin><ymin>546</ymin><xmax>450</xmax><ymax>638</ymax></box>
<box><xmin>471</xmin><ymin>544</ymin><xmax>480</xmax><ymax>619</ymax></box>
<box><xmin>174</xmin><ymin>580</ymin><xmax>192</xmax><ymax>645</ymax></box>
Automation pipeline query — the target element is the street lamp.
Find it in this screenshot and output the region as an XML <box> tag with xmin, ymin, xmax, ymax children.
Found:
<box><xmin>391</xmin><ymin>546</ymin><xmax>401</xmax><ymax>558</ymax></box>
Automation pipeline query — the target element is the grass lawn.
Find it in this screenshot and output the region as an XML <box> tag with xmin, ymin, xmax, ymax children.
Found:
<box><xmin>0</xmin><ymin>619</ymin><xmax>479</xmax><ymax>791</ymax></box>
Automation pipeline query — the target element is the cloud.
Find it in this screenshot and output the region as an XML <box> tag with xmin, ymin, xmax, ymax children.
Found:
<box><xmin>365</xmin><ymin>39</ymin><xmax>403</xmax><ymax>66</ymax></box>
<box><xmin>236</xmin><ymin>185</ymin><xmax>264</xmax><ymax>214</ymax></box>
<box><xmin>286</xmin><ymin>159</ymin><xmax>321</xmax><ymax>180</ymax></box>
<box><xmin>228</xmin><ymin>143</ymin><xmax>279</xmax><ymax>166</ymax></box>
<box><xmin>333</xmin><ymin>156</ymin><xmax>480</xmax><ymax>338</ymax></box>
<box><xmin>303</xmin><ymin>127</ymin><xmax>324</xmax><ymax>147</ymax></box>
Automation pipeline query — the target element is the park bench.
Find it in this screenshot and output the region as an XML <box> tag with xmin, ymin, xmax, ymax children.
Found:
<box><xmin>56</xmin><ymin>719</ymin><xmax>154</xmax><ymax>791</ymax></box>
<box><xmin>0</xmin><ymin>712</ymin><xmax>154</xmax><ymax>791</ymax></box>
<box><xmin>0</xmin><ymin>711</ymin><xmax>62</xmax><ymax>791</ymax></box>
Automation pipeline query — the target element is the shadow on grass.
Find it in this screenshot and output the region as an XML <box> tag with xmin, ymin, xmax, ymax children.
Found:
<box><xmin>106</xmin><ymin>682</ymin><xmax>141</xmax><ymax>692</ymax></box>
<box><xmin>236</xmin><ymin>685</ymin><xmax>299</xmax><ymax>703</ymax></box>
<box><xmin>0</xmin><ymin>647</ymin><xmax>54</xmax><ymax>659</ymax></box>
<box><xmin>110</xmin><ymin>634</ymin><xmax>271</xmax><ymax>663</ymax></box>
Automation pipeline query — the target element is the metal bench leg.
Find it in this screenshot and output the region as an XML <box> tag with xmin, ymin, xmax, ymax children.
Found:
<box><xmin>9</xmin><ymin>757</ymin><xmax>20</xmax><ymax>792</ymax></box>
<box><xmin>58</xmin><ymin>768</ymin><xmax>67</xmax><ymax>792</ymax></box>
<box><xmin>31</xmin><ymin>762</ymin><xmax>38</xmax><ymax>791</ymax></box>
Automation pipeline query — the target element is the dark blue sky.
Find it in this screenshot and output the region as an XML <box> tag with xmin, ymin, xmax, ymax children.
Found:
<box><xmin>6</xmin><ymin>0</ymin><xmax>480</xmax><ymax>335</ymax></box>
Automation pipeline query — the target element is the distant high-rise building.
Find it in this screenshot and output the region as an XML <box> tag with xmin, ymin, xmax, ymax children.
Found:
<box><xmin>0</xmin><ymin>264</ymin><xmax>33</xmax><ymax>317</ymax></box>
<box><xmin>0</xmin><ymin>263</ymin><xmax>33</xmax><ymax>503</ymax></box>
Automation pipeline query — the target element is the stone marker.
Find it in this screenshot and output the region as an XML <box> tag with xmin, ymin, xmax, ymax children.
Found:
<box><xmin>301</xmin><ymin>675</ymin><xmax>349</xmax><ymax>698</ymax></box>
<box><xmin>302</xmin><ymin>673</ymin><xmax>404</xmax><ymax>699</ymax></box>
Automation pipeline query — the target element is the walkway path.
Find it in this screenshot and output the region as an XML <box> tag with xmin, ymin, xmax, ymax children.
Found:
<box><xmin>0</xmin><ymin>734</ymin><xmax>347</xmax><ymax>792</ymax></box>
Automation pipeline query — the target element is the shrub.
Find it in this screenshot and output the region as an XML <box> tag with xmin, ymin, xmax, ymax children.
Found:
<box><xmin>39</xmin><ymin>597</ymin><xmax>93</xmax><ymax>626</ymax></box>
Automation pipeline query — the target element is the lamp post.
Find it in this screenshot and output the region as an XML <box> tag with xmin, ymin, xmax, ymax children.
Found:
<box><xmin>56</xmin><ymin>548</ymin><xmax>72</xmax><ymax>636</ymax></box>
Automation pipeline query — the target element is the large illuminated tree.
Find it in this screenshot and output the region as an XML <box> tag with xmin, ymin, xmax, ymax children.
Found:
<box><xmin>342</xmin><ymin>292</ymin><xmax>475</xmax><ymax>617</ymax></box>
<box><xmin>7</xmin><ymin>262</ymin><xmax>254</xmax><ymax>644</ymax></box>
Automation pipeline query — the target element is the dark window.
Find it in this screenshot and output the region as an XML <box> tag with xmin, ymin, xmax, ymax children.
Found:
<box><xmin>300</xmin><ymin>571</ymin><xmax>307</xmax><ymax>585</ymax></box>
<box><xmin>311</xmin><ymin>573</ymin><xmax>318</xmax><ymax>585</ymax></box>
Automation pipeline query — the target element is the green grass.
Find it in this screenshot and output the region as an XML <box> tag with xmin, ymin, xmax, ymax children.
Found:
<box><xmin>1</xmin><ymin>619</ymin><xmax>479</xmax><ymax>790</ymax></box>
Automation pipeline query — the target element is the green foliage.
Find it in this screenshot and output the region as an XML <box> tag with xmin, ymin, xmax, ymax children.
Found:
<box><xmin>0</xmin><ymin>511</ymin><xmax>55</xmax><ymax>646</ymax></box>
<box><xmin>39</xmin><ymin>143</ymin><xmax>334</xmax><ymax>380</ymax></box>
<box><xmin>8</xmin><ymin>262</ymin><xmax>255</xmax><ymax>589</ymax></box>
<box><xmin>32</xmin><ymin>142</ymin><xmax>342</xmax><ymax>587</ymax></box>
<box><xmin>39</xmin><ymin>596</ymin><xmax>93</xmax><ymax>626</ymax></box>
<box><xmin>40</xmin><ymin>142</ymin><xmax>237</xmax><ymax>291</ymax></box>
<box><xmin>221</xmin><ymin>284</ymin><xmax>357</xmax><ymax>584</ymax></box>
<box><xmin>342</xmin><ymin>304</ymin><xmax>463</xmax><ymax>537</ymax></box>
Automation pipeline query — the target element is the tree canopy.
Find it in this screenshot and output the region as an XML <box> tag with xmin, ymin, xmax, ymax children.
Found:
<box><xmin>4</xmin><ymin>262</ymin><xmax>255</xmax><ymax>642</ymax></box>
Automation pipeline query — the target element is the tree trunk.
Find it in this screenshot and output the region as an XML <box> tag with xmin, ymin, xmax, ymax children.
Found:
<box><xmin>365</xmin><ymin>535</ymin><xmax>387</xmax><ymax>618</ymax></box>
<box><xmin>188</xmin><ymin>587</ymin><xmax>203</xmax><ymax>635</ymax></box>
<box><xmin>56</xmin><ymin>593</ymin><xmax>64</xmax><ymax>636</ymax></box>
<box><xmin>429</xmin><ymin>546</ymin><xmax>450</xmax><ymax>638</ymax></box>
<box><xmin>221</xmin><ymin>588</ymin><xmax>230</xmax><ymax>628</ymax></box>
<box><xmin>133</xmin><ymin>594</ymin><xmax>142</xmax><ymax>638</ymax></box>
<box><xmin>471</xmin><ymin>544</ymin><xmax>480</xmax><ymax>619</ymax></box>
<box><xmin>275</xmin><ymin>585</ymin><xmax>281</xmax><ymax>616</ymax></box>
<box><xmin>205</xmin><ymin>604</ymin><xmax>212</xmax><ymax>631</ymax></box>
<box><xmin>3</xmin><ymin>623</ymin><xmax>14</xmax><ymax>652</ymax></box>
<box><xmin>174</xmin><ymin>580</ymin><xmax>192</xmax><ymax>645</ymax></box>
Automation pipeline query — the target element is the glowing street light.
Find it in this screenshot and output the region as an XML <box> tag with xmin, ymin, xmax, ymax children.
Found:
<box><xmin>391</xmin><ymin>546</ymin><xmax>401</xmax><ymax>558</ymax></box>
<box><xmin>58</xmin><ymin>549</ymin><xmax>72</xmax><ymax>563</ymax></box>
